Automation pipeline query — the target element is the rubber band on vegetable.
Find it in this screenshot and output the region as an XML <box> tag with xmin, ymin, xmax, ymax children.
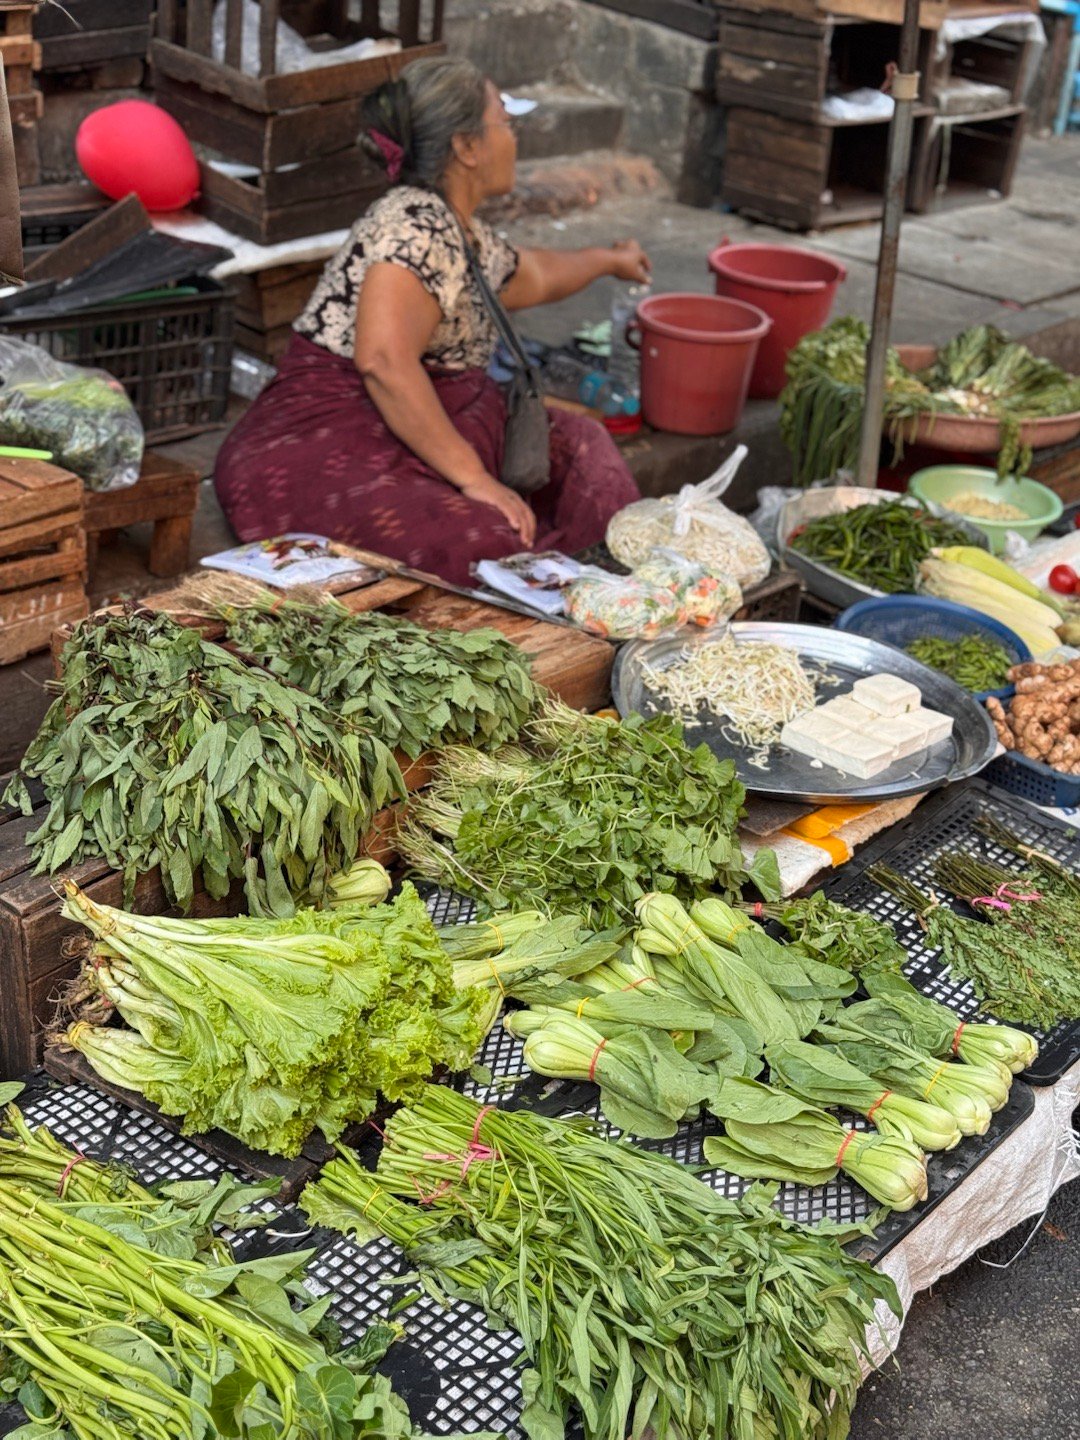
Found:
<box><xmin>972</xmin><ymin>895</ymin><xmax>1011</xmax><ymax>912</ymax></box>
<box><xmin>835</xmin><ymin>1130</ymin><xmax>858</xmax><ymax>1169</ymax></box>
<box><xmin>996</xmin><ymin>884</ymin><xmax>1041</xmax><ymax>903</ymax></box>
<box><xmin>951</xmin><ymin>1022</ymin><xmax>967</xmax><ymax>1057</ymax></box>
<box><xmin>866</xmin><ymin>1091</ymin><xmax>891</xmax><ymax>1123</ymax></box>
<box><xmin>923</xmin><ymin>1062</ymin><xmax>948</xmax><ymax>1099</ymax></box>
<box><xmin>56</xmin><ymin>1152</ymin><xmax>86</xmax><ymax>1197</ymax></box>
<box><xmin>575</xmin><ymin>996</ymin><xmax>590</xmax><ymax>1019</ymax></box>
<box><xmin>753</xmin><ymin>902</ymin><xmax>764</xmax><ymax>919</ymax></box>
<box><xmin>361</xmin><ymin>1186</ymin><xmax>387</xmax><ymax>1217</ymax></box>
<box><xmin>485</xmin><ymin>960</ymin><xmax>506</xmax><ymax>996</ymax></box>
<box><xmin>621</xmin><ymin>976</ymin><xmax>657</xmax><ymax>991</ymax></box>
<box><xmin>483</xmin><ymin>921</ymin><xmax>506</xmax><ymax>949</ymax></box>
<box><xmin>588</xmin><ymin>1038</ymin><xmax>610</xmax><ymax>1082</ymax></box>
<box><xmin>471</xmin><ymin>1106</ymin><xmax>495</xmax><ymax>1147</ymax></box>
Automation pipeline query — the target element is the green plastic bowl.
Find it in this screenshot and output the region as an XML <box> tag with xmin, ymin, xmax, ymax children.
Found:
<box><xmin>909</xmin><ymin>465</ymin><xmax>1063</xmax><ymax>554</ymax></box>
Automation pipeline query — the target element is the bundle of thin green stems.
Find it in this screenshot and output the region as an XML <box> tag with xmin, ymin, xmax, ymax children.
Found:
<box><xmin>974</xmin><ymin>813</ymin><xmax>1080</xmax><ymax>906</ymax></box>
<box><xmin>302</xmin><ymin>1085</ymin><xmax>901</xmax><ymax>1440</ymax></box>
<box><xmin>0</xmin><ymin>1174</ymin><xmax>416</xmax><ymax>1440</ymax></box>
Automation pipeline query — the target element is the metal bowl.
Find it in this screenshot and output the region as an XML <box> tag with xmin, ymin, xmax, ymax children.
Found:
<box><xmin>612</xmin><ymin>620</ymin><xmax>998</xmax><ymax>804</ymax></box>
<box><xmin>778</xmin><ymin>486</ymin><xmax>988</xmax><ymax>609</ymax></box>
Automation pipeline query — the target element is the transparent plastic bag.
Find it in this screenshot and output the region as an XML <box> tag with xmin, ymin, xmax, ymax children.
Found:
<box><xmin>606</xmin><ymin>446</ymin><xmax>771</xmax><ymax>588</ymax></box>
<box><xmin>0</xmin><ymin>336</ymin><xmax>143</xmax><ymax>491</ymax></box>
<box><xmin>564</xmin><ymin>547</ymin><xmax>742</xmax><ymax>640</ymax></box>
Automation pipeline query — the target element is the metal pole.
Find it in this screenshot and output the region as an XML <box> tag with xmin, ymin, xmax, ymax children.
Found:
<box><xmin>855</xmin><ymin>0</ymin><xmax>923</xmax><ymax>488</ymax></box>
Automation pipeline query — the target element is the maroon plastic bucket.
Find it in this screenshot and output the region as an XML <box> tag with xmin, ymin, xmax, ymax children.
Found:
<box><xmin>627</xmin><ymin>293</ymin><xmax>771</xmax><ymax>436</ymax></box>
<box><xmin>708</xmin><ymin>240</ymin><xmax>847</xmax><ymax>399</ymax></box>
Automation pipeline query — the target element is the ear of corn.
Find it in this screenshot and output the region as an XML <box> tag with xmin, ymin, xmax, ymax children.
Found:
<box><xmin>935</xmin><ymin>545</ymin><xmax>1065</xmax><ymax>615</ymax></box>
<box><xmin>918</xmin><ymin>557</ymin><xmax>1062</xmax><ymax>657</ymax></box>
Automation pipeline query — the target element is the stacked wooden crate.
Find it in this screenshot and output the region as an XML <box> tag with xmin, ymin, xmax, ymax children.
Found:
<box><xmin>33</xmin><ymin>0</ymin><xmax>152</xmax><ymax>75</ymax></box>
<box><xmin>0</xmin><ymin>1</ymin><xmax>42</xmax><ymax>185</ymax></box>
<box><xmin>0</xmin><ymin>455</ymin><xmax>87</xmax><ymax>666</ymax></box>
<box><xmin>233</xmin><ymin>259</ymin><xmax>323</xmax><ymax>360</ymax></box>
<box><xmin>716</xmin><ymin>0</ymin><xmax>1035</xmax><ymax>227</ymax></box>
<box><xmin>151</xmin><ymin>0</ymin><xmax>444</xmax><ymax>243</ymax></box>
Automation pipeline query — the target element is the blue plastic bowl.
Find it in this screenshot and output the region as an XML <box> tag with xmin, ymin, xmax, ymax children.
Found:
<box><xmin>834</xmin><ymin>594</ymin><xmax>1031</xmax><ymax>703</ymax></box>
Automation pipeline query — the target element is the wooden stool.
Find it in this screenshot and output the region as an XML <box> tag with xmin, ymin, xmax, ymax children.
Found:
<box><xmin>0</xmin><ymin>453</ymin><xmax>88</xmax><ymax>663</ymax></box>
<box><xmin>83</xmin><ymin>453</ymin><xmax>199</xmax><ymax>579</ymax></box>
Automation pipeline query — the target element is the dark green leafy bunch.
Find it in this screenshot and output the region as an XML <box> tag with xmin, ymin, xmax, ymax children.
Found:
<box><xmin>3</xmin><ymin>609</ymin><xmax>403</xmax><ymax>915</ymax></box>
<box><xmin>869</xmin><ymin>863</ymin><xmax>1080</xmax><ymax>1030</ymax></box>
<box><xmin>222</xmin><ymin>596</ymin><xmax>540</xmax><ymax>760</ymax></box>
<box><xmin>302</xmin><ymin>1085</ymin><xmax>901</xmax><ymax>1440</ymax></box>
<box><xmin>787</xmin><ymin>499</ymin><xmax>970</xmax><ymax>594</ymax></box>
<box><xmin>398</xmin><ymin>698</ymin><xmax>756</xmax><ymax>926</ymax></box>
<box><xmin>752</xmin><ymin>892</ymin><xmax>907</xmax><ymax>977</ymax></box>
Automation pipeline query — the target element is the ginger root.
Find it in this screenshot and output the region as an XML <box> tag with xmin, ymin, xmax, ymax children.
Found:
<box><xmin>987</xmin><ymin>662</ymin><xmax>1080</xmax><ymax>771</ymax></box>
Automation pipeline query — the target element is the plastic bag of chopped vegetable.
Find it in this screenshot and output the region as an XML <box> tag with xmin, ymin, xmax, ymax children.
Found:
<box><xmin>0</xmin><ymin>335</ymin><xmax>143</xmax><ymax>491</ymax></box>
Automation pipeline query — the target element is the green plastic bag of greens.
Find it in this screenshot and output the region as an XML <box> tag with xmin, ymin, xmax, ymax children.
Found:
<box><xmin>0</xmin><ymin>335</ymin><xmax>143</xmax><ymax>490</ymax></box>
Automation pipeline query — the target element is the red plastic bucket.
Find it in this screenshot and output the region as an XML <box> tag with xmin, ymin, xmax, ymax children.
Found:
<box><xmin>707</xmin><ymin>240</ymin><xmax>847</xmax><ymax>399</ymax></box>
<box><xmin>627</xmin><ymin>293</ymin><xmax>771</xmax><ymax>436</ymax></box>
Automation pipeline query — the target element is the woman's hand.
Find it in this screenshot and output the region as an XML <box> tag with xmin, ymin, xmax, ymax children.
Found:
<box><xmin>461</xmin><ymin>473</ymin><xmax>537</xmax><ymax>546</ymax></box>
<box><xmin>609</xmin><ymin>240</ymin><xmax>652</xmax><ymax>284</ymax></box>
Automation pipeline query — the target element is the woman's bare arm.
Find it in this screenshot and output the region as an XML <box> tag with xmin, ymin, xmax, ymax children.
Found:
<box><xmin>501</xmin><ymin>240</ymin><xmax>651</xmax><ymax>310</ymax></box>
<box><xmin>354</xmin><ymin>262</ymin><xmax>535</xmax><ymax>542</ymax></box>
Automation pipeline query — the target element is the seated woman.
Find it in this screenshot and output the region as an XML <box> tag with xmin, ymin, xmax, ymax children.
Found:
<box><xmin>214</xmin><ymin>57</ymin><xmax>649</xmax><ymax>586</ymax></box>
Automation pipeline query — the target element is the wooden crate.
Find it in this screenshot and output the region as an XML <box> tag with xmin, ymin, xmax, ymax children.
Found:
<box><xmin>233</xmin><ymin>259</ymin><xmax>323</xmax><ymax>361</ymax></box>
<box><xmin>711</xmin><ymin>0</ymin><xmax>948</xmax><ymax>24</ymax></box>
<box><xmin>6</xmin><ymin>562</ymin><xmax>614</xmax><ymax>1077</ymax></box>
<box><xmin>198</xmin><ymin>154</ymin><xmax>383</xmax><ymax>245</ymax></box>
<box><xmin>33</xmin><ymin>0</ymin><xmax>150</xmax><ymax>71</ymax></box>
<box><xmin>908</xmin><ymin>105</ymin><xmax>1026</xmax><ymax>213</ymax></box>
<box><xmin>151</xmin><ymin>0</ymin><xmax>444</xmax><ymax>169</ymax></box>
<box><xmin>0</xmin><ymin>455</ymin><xmax>87</xmax><ymax>665</ymax></box>
<box><xmin>83</xmin><ymin>452</ymin><xmax>200</xmax><ymax>580</ymax></box>
<box><xmin>1</xmin><ymin>1</ymin><xmax>41</xmax><ymax>185</ymax></box>
<box><xmin>584</xmin><ymin>0</ymin><xmax>718</xmax><ymax>39</ymax></box>
<box><xmin>20</xmin><ymin>182</ymin><xmax>111</xmax><ymax>268</ymax></box>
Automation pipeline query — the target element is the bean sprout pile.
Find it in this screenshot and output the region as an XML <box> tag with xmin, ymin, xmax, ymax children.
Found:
<box><xmin>641</xmin><ymin>633</ymin><xmax>826</xmax><ymax>767</ymax></box>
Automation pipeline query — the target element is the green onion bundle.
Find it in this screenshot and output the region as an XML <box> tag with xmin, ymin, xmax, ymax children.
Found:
<box><xmin>301</xmin><ymin>1085</ymin><xmax>901</xmax><ymax>1440</ymax></box>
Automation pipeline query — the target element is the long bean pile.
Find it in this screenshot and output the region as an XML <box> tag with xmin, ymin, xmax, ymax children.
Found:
<box><xmin>904</xmin><ymin>634</ymin><xmax>1013</xmax><ymax>692</ymax></box>
<box><xmin>222</xmin><ymin>595</ymin><xmax>540</xmax><ymax>760</ymax></box>
<box><xmin>788</xmin><ymin>500</ymin><xmax>970</xmax><ymax>594</ymax></box>
<box><xmin>302</xmin><ymin>1085</ymin><xmax>902</xmax><ymax>1440</ymax></box>
<box><xmin>3</xmin><ymin>609</ymin><xmax>402</xmax><ymax>914</ymax></box>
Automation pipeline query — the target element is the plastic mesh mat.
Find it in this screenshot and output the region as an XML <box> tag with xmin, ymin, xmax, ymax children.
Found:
<box><xmin>821</xmin><ymin>778</ymin><xmax>1080</xmax><ymax>1085</ymax></box>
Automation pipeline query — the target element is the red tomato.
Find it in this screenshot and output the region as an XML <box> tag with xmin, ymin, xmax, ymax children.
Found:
<box><xmin>1049</xmin><ymin>564</ymin><xmax>1080</xmax><ymax>595</ymax></box>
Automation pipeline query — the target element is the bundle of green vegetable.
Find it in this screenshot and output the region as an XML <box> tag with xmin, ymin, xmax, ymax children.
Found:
<box><xmin>326</xmin><ymin>858</ymin><xmax>392</xmax><ymax>909</ymax></box>
<box><xmin>870</xmin><ymin>861</ymin><xmax>1080</xmax><ymax>1029</ymax></box>
<box><xmin>814</xmin><ymin>1005</ymin><xmax>1011</xmax><ymax>1135</ymax></box>
<box><xmin>787</xmin><ymin>499</ymin><xmax>970</xmax><ymax>594</ymax></box>
<box><xmin>704</xmin><ymin>1075</ymin><xmax>930</xmax><ymax>1209</ymax></box>
<box><xmin>904</xmin><ymin>634</ymin><xmax>1013</xmax><ymax>693</ymax></box>
<box><xmin>301</xmin><ymin>1085</ymin><xmax>901</xmax><ymax>1440</ymax></box>
<box><xmin>863</xmin><ymin>972</ymin><xmax>1038</xmax><ymax>1074</ymax></box>
<box><xmin>3</xmin><ymin>609</ymin><xmax>402</xmax><ymax>914</ymax></box>
<box><xmin>0</xmin><ymin>1124</ymin><xmax>427</xmax><ymax>1440</ymax></box>
<box><xmin>749</xmin><ymin>892</ymin><xmax>907</xmax><ymax>977</ymax></box>
<box><xmin>222</xmin><ymin>595</ymin><xmax>540</xmax><ymax>760</ymax></box>
<box><xmin>780</xmin><ymin>318</ymin><xmax>1080</xmax><ymax>482</ymax></box>
<box><xmin>57</xmin><ymin>880</ymin><xmax>486</xmax><ymax>1157</ymax></box>
<box><xmin>399</xmin><ymin>698</ymin><xmax>765</xmax><ymax>926</ymax></box>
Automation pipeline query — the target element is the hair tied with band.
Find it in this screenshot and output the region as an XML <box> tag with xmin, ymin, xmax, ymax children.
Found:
<box><xmin>369</xmin><ymin>129</ymin><xmax>404</xmax><ymax>183</ymax></box>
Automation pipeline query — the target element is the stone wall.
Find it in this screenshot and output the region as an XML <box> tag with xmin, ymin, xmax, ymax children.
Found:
<box><xmin>444</xmin><ymin>0</ymin><xmax>721</xmax><ymax>206</ymax></box>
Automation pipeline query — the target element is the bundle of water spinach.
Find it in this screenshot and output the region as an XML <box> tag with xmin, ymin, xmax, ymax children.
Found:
<box><xmin>222</xmin><ymin>594</ymin><xmax>540</xmax><ymax>759</ymax></box>
<box><xmin>301</xmin><ymin>1084</ymin><xmax>901</xmax><ymax>1440</ymax></box>
<box><xmin>3</xmin><ymin>609</ymin><xmax>402</xmax><ymax>914</ymax></box>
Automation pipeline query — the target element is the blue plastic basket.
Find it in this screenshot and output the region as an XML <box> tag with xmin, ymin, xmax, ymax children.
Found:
<box><xmin>834</xmin><ymin>595</ymin><xmax>1030</xmax><ymax>703</ymax></box>
<box><xmin>983</xmin><ymin>751</ymin><xmax>1080</xmax><ymax>810</ymax></box>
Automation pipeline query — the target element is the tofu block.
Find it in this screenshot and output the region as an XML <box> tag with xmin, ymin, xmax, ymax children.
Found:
<box><xmin>905</xmin><ymin>706</ymin><xmax>954</xmax><ymax>748</ymax></box>
<box><xmin>780</xmin><ymin>709</ymin><xmax>831</xmax><ymax>747</ymax></box>
<box><xmin>783</xmin><ymin>724</ymin><xmax>896</xmax><ymax>778</ymax></box>
<box><xmin>852</xmin><ymin>674</ymin><xmax>921</xmax><ymax>717</ymax></box>
<box><xmin>884</xmin><ymin>712</ymin><xmax>937</xmax><ymax>760</ymax></box>
<box><xmin>817</xmin><ymin>695</ymin><xmax>879</xmax><ymax>731</ymax></box>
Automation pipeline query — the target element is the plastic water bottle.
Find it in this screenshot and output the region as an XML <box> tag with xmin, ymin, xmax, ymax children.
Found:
<box><xmin>608</xmin><ymin>283</ymin><xmax>650</xmax><ymax>400</ymax></box>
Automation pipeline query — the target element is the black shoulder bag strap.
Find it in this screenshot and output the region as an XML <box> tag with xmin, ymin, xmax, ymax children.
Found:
<box><xmin>454</xmin><ymin>216</ymin><xmax>551</xmax><ymax>496</ymax></box>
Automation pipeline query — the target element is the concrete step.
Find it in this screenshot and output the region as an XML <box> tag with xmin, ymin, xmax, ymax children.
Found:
<box><xmin>513</xmin><ymin>84</ymin><xmax>625</xmax><ymax>161</ymax></box>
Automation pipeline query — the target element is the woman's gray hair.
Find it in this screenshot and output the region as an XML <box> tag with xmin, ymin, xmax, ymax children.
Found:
<box><xmin>360</xmin><ymin>58</ymin><xmax>488</xmax><ymax>188</ymax></box>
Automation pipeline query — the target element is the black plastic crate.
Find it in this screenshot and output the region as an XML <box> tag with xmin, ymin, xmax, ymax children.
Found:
<box><xmin>0</xmin><ymin>276</ymin><xmax>235</xmax><ymax>443</ymax></box>
<box><xmin>822</xmin><ymin>778</ymin><xmax>1080</xmax><ymax>1085</ymax></box>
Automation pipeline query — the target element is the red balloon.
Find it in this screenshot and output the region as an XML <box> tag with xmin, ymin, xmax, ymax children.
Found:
<box><xmin>76</xmin><ymin>100</ymin><xmax>200</xmax><ymax>212</ymax></box>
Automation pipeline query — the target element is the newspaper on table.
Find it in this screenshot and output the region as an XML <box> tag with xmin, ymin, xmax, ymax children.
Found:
<box><xmin>200</xmin><ymin>534</ymin><xmax>382</xmax><ymax>590</ymax></box>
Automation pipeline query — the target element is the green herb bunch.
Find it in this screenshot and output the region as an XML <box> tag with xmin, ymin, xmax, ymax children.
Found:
<box><xmin>398</xmin><ymin>698</ymin><xmax>753</xmax><ymax>926</ymax></box>
<box><xmin>58</xmin><ymin>880</ymin><xmax>486</xmax><ymax>1158</ymax></box>
<box><xmin>222</xmin><ymin>596</ymin><xmax>540</xmax><ymax>760</ymax></box>
<box><xmin>751</xmin><ymin>892</ymin><xmax>908</xmax><ymax>977</ymax></box>
<box><xmin>302</xmin><ymin>1085</ymin><xmax>902</xmax><ymax>1440</ymax></box>
<box><xmin>3</xmin><ymin>609</ymin><xmax>403</xmax><ymax>914</ymax></box>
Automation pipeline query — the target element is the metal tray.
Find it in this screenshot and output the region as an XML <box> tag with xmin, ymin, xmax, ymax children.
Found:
<box><xmin>822</xmin><ymin>777</ymin><xmax>1080</xmax><ymax>1086</ymax></box>
<box><xmin>778</xmin><ymin>486</ymin><xmax>987</xmax><ymax>609</ymax></box>
<box><xmin>612</xmin><ymin>621</ymin><xmax>998</xmax><ymax>803</ymax></box>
